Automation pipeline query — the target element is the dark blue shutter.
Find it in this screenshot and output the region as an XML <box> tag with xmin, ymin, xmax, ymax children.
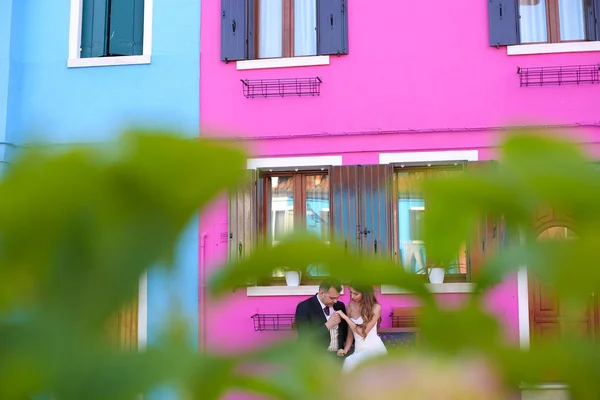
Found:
<box><xmin>488</xmin><ymin>0</ymin><xmax>519</xmax><ymax>46</ymax></box>
<box><xmin>317</xmin><ymin>0</ymin><xmax>348</xmax><ymax>55</ymax></box>
<box><xmin>81</xmin><ymin>0</ymin><xmax>109</xmax><ymax>58</ymax></box>
<box><xmin>221</xmin><ymin>0</ymin><xmax>252</xmax><ymax>62</ymax></box>
<box><xmin>358</xmin><ymin>165</ymin><xmax>392</xmax><ymax>258</ymax></box>
<box><xmin>586</xmin><ymin>0</ymin><xmax>600</xmax><ymax>41</ymax></box>
<box><xmin>331</xmin><ymin>166</ymin><xmax>360</xmax><ymax>253</ymax></box>
<box><xmin>331</xmin><ymin>165</ymin><xmax>391</xmax><ymax>257</ymax></box>
<box><xmin>108</xmin><ymin>0</ymin><xmax>144</xmax><ymax>56</ymax></box>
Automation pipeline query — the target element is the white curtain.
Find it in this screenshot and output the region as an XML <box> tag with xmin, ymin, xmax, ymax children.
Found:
<box><xmin>294</xmin><ymin>0</ymin><xmax>317</xmax><ymax>56</ymax></box>
<box><xmin>520</xmin><ymin>0</ymin><xmax>548</xmax><ymax>43</ymax></box>
<box><xmin>520</xmin><ymin>0</ymin><xmax>586</xmax><ymax>43</ymax></box>
<box><xmin>258</xmin><ymin>0</ymin><xmax>282</xmax><ymax>58</ymax></box>
<box><xmin>559</xmin><ymin>0</ymin><xmax>585</xmax><ymax>41</ymax></box>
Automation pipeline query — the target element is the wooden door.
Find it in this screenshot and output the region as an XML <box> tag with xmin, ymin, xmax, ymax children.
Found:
<box><xmin>528</xmin><ymin>221</ymin><xmax>598</xmax><ymax>346</ymax></box>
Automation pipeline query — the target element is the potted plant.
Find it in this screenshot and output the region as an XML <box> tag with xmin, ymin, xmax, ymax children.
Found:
<box><xmin>422</xmin><ymin>260</ymin><xmax>458</xmax><ymax>284</ymax></box>
<box><xmin>281</xmin><ymin>266</ymin><xmax>302</xmax><ymax>287</ymax></box>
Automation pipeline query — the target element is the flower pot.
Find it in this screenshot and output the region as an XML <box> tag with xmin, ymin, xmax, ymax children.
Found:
<box><xmin>428</xmin><ymin>267</ymin><xmax>445</xmax><ymax>284</ymax></box>
<box><xmin>285</xmin><ymin>270</ymin><xmax>302</xmax><ymax>287</ymax></box>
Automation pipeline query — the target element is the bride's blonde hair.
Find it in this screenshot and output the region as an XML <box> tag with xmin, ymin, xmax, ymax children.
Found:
<box><xmin>349</xmin><ymin>283</ymin><xmax>378</xmax><ymax>327</ymax></box>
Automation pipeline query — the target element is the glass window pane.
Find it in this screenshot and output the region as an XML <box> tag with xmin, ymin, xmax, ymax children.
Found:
<box><xmin>559</xmin><ymin>0</ymin><xmax>585</xmax><ymax>41</ymax></box>
<box><xmin>519</xmin><ymin>0</ymin><xmax>548</xmax><ymax>43</ymax></box>
<box><xmin>270</xmin><ymin>176</ymin><xmax>294</xmax><ymax>244</ymax></box>
<box><xmin>397</xmin><ymin>168</ymin><xmax>466</xmax><ymax>275</ymax></box>
<box><xmin>306</xmin><ymin>174</ymin><xmax>329</xmax><ymax>277</ymax></box>
<box><xmin>258</xmin><ymin>0</ymin><xmax>283</xmax><ymax>58</ymax></box>
<box><xmin>294</xmin><ymin>0</ymin><xmax>317</xmax><ymax>56</ymax></box>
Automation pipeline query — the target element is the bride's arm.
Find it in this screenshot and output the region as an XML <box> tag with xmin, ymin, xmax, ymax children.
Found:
<box><xmin>341</xmin><ymin>324</ymin><xmax>354</xmax><ymax>355</ymax></box>
<box><xmin>361</xmin><ymin>304</ymin><xmax>382</xmax><ymax>336</ymax></box>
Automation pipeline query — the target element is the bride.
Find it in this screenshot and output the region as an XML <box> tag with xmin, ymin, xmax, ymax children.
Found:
<box><xmin>335</xmin><ymin>284</ymin><xmax>387</xmax><ymax>372</ymax></box>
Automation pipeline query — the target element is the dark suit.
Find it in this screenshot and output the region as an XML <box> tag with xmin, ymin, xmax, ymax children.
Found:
<box><xmin>295</xmin><ymin>294</ymin><xmax>348</xmax><ymax>352</ymax></box>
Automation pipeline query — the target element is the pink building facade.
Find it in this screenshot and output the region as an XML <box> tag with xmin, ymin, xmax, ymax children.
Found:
<box><xmin>199</xmin><ymin>1</ymin><xmax>600</xmax><ymax>393</ymax></box>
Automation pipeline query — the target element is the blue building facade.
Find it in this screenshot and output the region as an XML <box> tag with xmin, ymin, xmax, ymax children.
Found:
<box><xmin>0</xmin><ymin>0</ymin><xmax>200</xmax><ymax>350</ymax></box>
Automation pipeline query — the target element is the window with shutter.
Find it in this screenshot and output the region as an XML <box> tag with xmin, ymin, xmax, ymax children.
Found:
<box><xmin>80</xmin><ymin>0</ymin><xmax>145</xmax><ymax>58</ymax></box>
<box><xmin>488</xmin><ymin>0</ymin><xmax>600</xmax><ymax>46</ymax></box>
<box><xmin>220</xmin><ymin>0</ymin><xmax>348</xmax><ymax>61</ymax></box>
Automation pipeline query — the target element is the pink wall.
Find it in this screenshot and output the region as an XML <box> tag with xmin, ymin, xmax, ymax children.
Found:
<box><xmin>198</xmin><ymin>0</ymin><xmax>600</xmax><ymax>377</ymax></box>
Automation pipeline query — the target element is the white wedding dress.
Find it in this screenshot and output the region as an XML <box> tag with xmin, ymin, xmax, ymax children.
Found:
<box><xmin>342</xmin><ymin>316</ymin><xmax>388</xmax><ymax>373</ymax></box>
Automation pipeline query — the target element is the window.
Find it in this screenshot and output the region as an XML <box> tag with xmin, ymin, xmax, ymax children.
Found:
<box><xmin>81</xmin><ymin>0</ymin><xmax>144</xmax><ymax>58</ymax></box>
<box><xmin>261</xmin><ymin>172</ymin><xmax>331</xmax><ymax>280</ymax></box>
<box><xmin>220</xmin><ymin>0</ymin><xmax>348</xmax><ymax>62</ymax></box>
<box><xmin>488</xmin><ymin>0</ymin><xmax>600</xmax><ymax>46</ymax></box>
<box><xmin>520</xmin><ymin>0</ymin><xmax>587</xmax><ymax>43</ymax></box>
<box><xmin>68</xmin><ymin>0</ymin><xmax>152</xmax><ymax>67</ymax></box>
<box><xmin>228</xmin><ymin>163</ymin><xmax>497</xmax><ymax>287</ymax></box>
<box><xmin>256</xmin><ymin>0</ymin><xmax>317</xmax><ymax>58</ymax></box>
<box><xmin>395</xmin><ymin>166</ymin><xmax>469</xmax><ymax>282</ymax></box>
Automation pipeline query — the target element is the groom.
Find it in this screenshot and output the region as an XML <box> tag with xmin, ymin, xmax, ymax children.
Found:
<box><xmin>294</xmin><ymin>278</ymin><xmax>348</xmax><ymax>357</ymax></box>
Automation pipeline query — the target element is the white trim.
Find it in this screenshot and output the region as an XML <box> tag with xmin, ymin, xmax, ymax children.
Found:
<box><xmin>68</xmin><ymin>55</ymin><xmax>151</xmax><ymax>68</ymax></box>
<box><xmin>137</xmin><ymin>272</ymin><xmax>148</xmax><ymax>351</ymax></box>
<box><xmin>520</xmin><ymin>383</ymin><xmax>569</xmax><ymax>390</ymax></box>
<box><xmin>236</xmin><ymin>55</ymin><xmax>330</xmax><ymax>71</ymax></box>
<box><xmin>247</xmin><ymin>285</ymin><xmax>344</xmax><ymax>297</ymax></box>
<box><xmin>67</xmin><ymin>0</ymin><xmax>153</xmax><ymax>68</ymax></box>
<box><xmin>379</xmin><ymin>150</ymin><xmax>479</xmax><ymax>165</ymax></box>
<box><xmin>247</xmin><ymin>155</ymin><xmax>343</xmax><ymax>170</ymax></box>
<box><xmin>517</xmin><ymin>267</ymin><xmax>530</xmax><ymax>349</ymax></box>
<box><xmin>507</xmin><ymin>41</ymin><xmax>600</xmax><ymax>56</ymax></box>
<box><xmin>380</xmin><ymin>283</ymin><xmax>475</xmax><ymax>295</ymax></box>
<box><xmin>68</xmin><ymin>0</ymin><xmax>83</xmax><ymax>61</ymax></box>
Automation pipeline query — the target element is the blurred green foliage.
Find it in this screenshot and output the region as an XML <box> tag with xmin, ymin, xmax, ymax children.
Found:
<box><xmin>1</xmin><ymin>129</ymin><xmax>599</xmax><ymax>399</ymax></box>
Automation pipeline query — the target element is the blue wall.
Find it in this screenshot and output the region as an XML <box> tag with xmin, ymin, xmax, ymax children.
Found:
<box><xmin>3</xmin><ymin>0</ymin><xmax>200</xmax><ymax>350</ymax></box>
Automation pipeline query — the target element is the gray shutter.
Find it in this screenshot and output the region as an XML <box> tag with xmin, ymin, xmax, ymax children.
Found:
<box><xmin>586</xmin><ymin>0</ymin><xmax>600</xmax><ymax>41</ymax></box>
<box><xmin>81</xmin><ymin>0</ymin><xmax>109</xmax><ymax>58</ymax></box>
<box><xmin>358</xmin><ymin>165</ymin><xmax>393</xmax><ymax>258</ymax></box>
<box><xmin>228</xmin><ymin>169</ymin><xmax>257</xmax><ymax>278</ymax></box>
<box><xmin>488</xmin><ymin>0</ymin><xmax>519</xmax><ymax>46</ymax></box>
<box><xmin>317</xmin><ymin>0</ymin><xmax>348</xmax><ymax>55</ymax></box>
<box><xmin>221</xmin><ymin>0</ymin><xmax>252</xmax><ymax>61</ymax></box>
<box><xmin>331</xmin><ymin>166</ymin><xmax>360</xmax><ymax>253</ymax></box>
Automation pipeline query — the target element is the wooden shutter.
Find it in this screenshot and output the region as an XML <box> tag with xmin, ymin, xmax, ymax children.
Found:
<box><xmin>228</xmin><ymin>169</ymin><xmax>257</xmax><ymax>264</ymax></box>
<box><xmin>317</xmin><ymin>0</ymin><xmax>348</xmax><ymax>55</ymax></box>
<box><xmin>221</xmin><ymin>0</ymin><xmax>254</xmax><ymax>61</ymax></box>
<box><xmin>358</xmin><ymin>165</ymin><xmax>393</xmax><ymax>258</ymax></box>
<box><xmin>106</xmin><ymin>295</ymin><xmax>138</xmax><ymax>352</ymax></box>
<box><xmin>108</xmin><ymin>0</ymin><xmax>144</xmax><ymax>56</ymax></box>
<box><xmin>331</xmin><ymin>166</ymin><xmax>360</xmax><ymax>253</ymax></box>
<box><xmin>81</xmin><ymin>0</ymin><xmax>109</xmax><ymax>58</ymax></box>
<box><xmin>331</xmin><ymin>165</ymin><xmax>392</xmax><ymax>257</ymax></box>
<box><xmin>488</xmin><ymin>0</ymin><xmax>519</xmax><ymax>46</ymax></box>
<box><xmin>465</xmin><ymin>161</ymin><xmax>505</xmax><ymax>281</ymax></box>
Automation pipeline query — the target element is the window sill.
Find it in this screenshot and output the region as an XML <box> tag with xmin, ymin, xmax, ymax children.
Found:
<box><xmin>236</xmin><ymin>55</ymin><xmax>330</xmax><ymax>71</ymax></box>
<box><xmin>67</xmin><ymin>55</ymin><xmax>151</xmax><ymax>68</ymax></box>
<box><xmin>380</xmin><ymin>283</ymin><xmax>475</xmax><ymax>295</ymax></box>
<box><xmin>507</xmin><ymin>41</ymin><xmax>600</xmax><ymax>56</ymax></box>
<box><xmin>246</xmin><ymin>285</ymin><xmax>344</xmax><ymax>297</ymax></box>
<box><xmin>520</xmin><ymin>383</ymin><xmax>568</xmax><ymax>390</ymax></box>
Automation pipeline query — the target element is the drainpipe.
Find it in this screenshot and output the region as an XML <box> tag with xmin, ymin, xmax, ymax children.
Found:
<box><xmin>199</xmin><ymin>233</ymin><xmax>208</xmax><ymax>351</ymax></box>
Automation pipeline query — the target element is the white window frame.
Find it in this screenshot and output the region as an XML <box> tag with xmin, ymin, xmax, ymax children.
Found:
<box><xmin>67</xmin><ymin>0</ymin><xmax>153</xmax><ymax>68</ymax></box>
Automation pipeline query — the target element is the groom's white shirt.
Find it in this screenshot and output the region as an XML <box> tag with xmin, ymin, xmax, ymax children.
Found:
<box><xmin>317</xmin><ymin>295</ymin><xmax>339</xmax><ymax>352</ymax></box>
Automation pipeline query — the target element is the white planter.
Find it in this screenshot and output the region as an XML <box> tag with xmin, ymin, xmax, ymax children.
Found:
<box><xmin>428</xmin><ymin>268</ymin><xmax>445</xmax><ymax>284</ymax></box>
<box><xmin>285</xmin><ymin>271</ymin><xmax>302</xmax><ymax>287</ymax></box>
